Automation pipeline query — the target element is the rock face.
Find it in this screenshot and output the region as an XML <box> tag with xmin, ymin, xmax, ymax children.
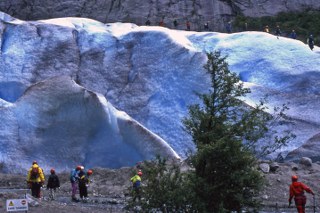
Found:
<box><xmin>0</xmin><ymin>0</ymin><xmax>319</xmax><ymax>31</ymax></box>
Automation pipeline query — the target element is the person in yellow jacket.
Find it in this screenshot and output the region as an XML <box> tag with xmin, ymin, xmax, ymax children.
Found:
<box><xmin>130</xmin><ymin>170</ymin><xmax>142</xmax><ymax>202</ymax></box>
<box><xmin>26</xmin><ymin>161</ymin><xmax>45</xmax><ymax>198</ymax></box>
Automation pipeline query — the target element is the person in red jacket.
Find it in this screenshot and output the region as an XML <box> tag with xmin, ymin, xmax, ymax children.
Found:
<box><xmin>288</xmin><ymin>175</ymin><xmax>314</xmax><ymax>213</ymax></box>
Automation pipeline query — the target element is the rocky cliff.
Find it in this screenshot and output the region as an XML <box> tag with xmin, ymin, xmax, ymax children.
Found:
<box><xmin>0</xmin><ymin>0</ymin><xmax>319</xmax><ymax>31</ymax></box>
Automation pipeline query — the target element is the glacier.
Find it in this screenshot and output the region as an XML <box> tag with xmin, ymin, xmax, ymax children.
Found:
<box><xmin>0</xmin><ymin>12</ymin><xmax>320</xmax><ymax>172</ymax></box>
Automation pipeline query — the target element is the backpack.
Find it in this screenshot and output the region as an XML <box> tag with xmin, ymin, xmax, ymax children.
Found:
<box><xmin>30</xmin><ymin>167</ymin><xmax>39</xmax><ymax>179</ymax></box>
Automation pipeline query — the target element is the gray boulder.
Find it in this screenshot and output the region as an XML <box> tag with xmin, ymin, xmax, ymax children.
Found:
<box><xmin>299</xmin><ymin>157</ymin><xmax>312</xmax><ymax>167</ymax></box>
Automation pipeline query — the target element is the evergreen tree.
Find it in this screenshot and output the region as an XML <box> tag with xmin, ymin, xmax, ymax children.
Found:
<box><xmin>183</xmin><ymin>51</ymin><xmax>294</xmax><ymax>212</ymax></box>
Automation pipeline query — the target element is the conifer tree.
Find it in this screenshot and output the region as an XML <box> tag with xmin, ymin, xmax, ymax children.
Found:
<box><xmin>183</xmin><ymin>51</ymin><xmax>294</xmax><ymax>212</ymax></box>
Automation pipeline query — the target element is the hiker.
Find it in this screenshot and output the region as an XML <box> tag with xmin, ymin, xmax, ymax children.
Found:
<box><xmin>130</xmin><ymin>170</ymin><xmax>143</xmax><ymax>202</ymax></box>
<box><xmin>70</xmin><ymin>165</ymin><xmax>81</xmax><ymax>202</ymax></box>
<box><xmin>226</xmin><ymin>21</ymin><xmax>232</xmax><ymax>33</ymax></box>
<box><xmin>288</xmin><ymin>175</ymin><xmax>314</xmax><ymax>213</ymax></box>
<box><xmin>173</xmin><ymin>19</ymin><xmax>178</xmax><ymax>29</ymax></box>
<box><xmin>78</xmin><ymin>169</ymin><xmax>93</xmax><ymax>202</ymax></box>
<box><xmin>275</xmin><ymin>25</ymin><xmax>282</xmax><ymax>38</ymax></box>
<box><xmin>145</xmin><ymin>19</ymin><xmax>151</xmax><ymax>26</ymax></box>
<box><xmin>307</xmin><ymin>34</ymin><xmax>315</xmax><ymax>50</ymax></box>
<box><xmin>244</xmin><ymin>22</ymin><xmax>248</xmax><ymax>31</ymax></box>
<box><xmin>289</xmin><ymin>30</ymin><xmax>297</xmax><ymax>39</ymax></box>
<box><xmin>264</xmin><ymin>25</ymin><xmax>270</xmax><ymax>33</ymax></box>
<box><xmin>186</xmin><ymin>20</ymin><xmax>191</xmax><ymax>31</ymax></box>
<box><xmin>46</xmin><ymin>168</ymin><xmax>60</xmax><ymax>200</ymax></box>
<box><xmin>159</xmin><ymin>20</ymin><xmax>164</xmax><ymax>27</ymax></box>
<box><xmin>204</xmin><ymin>21</ymin><xmax>209</xmax><ymax>31</ymax></box>
<box><xmin>26</xmin><ymin>161</ymin><xmax>45</xmax><ymax>199</ymax></box>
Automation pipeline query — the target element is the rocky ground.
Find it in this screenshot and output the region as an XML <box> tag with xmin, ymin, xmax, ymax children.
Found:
<box><xmin>1</xmin><ymin>161</ymin><xmax>320</xmax><ymax>213</ymax></box>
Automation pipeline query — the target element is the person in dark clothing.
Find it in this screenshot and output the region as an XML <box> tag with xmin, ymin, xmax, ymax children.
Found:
<box><xmin>289</xmin><ymin>175</ymin><xmax>314</xmax><ymax>213</ymax></box>
<box><xmin>275</xmin><ymin>25</ymin><xmax>281</xmax><ymax>39</ymax></box>
<box><xmin>308</xmin><ymin>34</ymin><xmax>315</xmax><ymax>50</ymax></box>
<box><xmin>226</xmin><ymin>21</ymin><xmax>232</xmax><ymax>33</ymax></box>
<box><xmin>289</xmin><ymin>30</ymin><xmax>297</xmax><ymax>39</ymax></box>
<box><xmin>173</xmin><ymin>19</ymin><xmax>178</xmax><ymax>29</ymax></box>
<box><xmin>47</xmin><ymin>168</ymin><xmax>60</xmax><ymax>200</ymax></box>
<box><xmin>204</xmin><ymin>21</ymin><xmax>209</xmax><ymax>31</ymax></box>
<box><xmin>145</xmin><ymin>19</ymin><xmax>151</xmax><ymax>26</ymax></box>
<box><xmin>186</xmin><ymin>20</ymin><xmax>191</xmax><ymax>31</ymax></box>
<box><xmin>78</xmin><ymin>169</ymin><xmax>93</xmax><ymax>202</ymax></box>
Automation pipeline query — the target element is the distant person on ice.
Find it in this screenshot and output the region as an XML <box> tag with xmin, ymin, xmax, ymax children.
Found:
<box><xmin>130</xmin><ymin>170</ymin><xmax>143</xmax><ymax>202</ymax></box>
<box><xmin>226</xmin><ymin>21</ymin><xmax>232</xmax><ymax>33</ymax></box>
<box><xmin>289</xmin><ymin>30</ymin><xmax>297</xmax><ymax>39</ymax></box>
<box><xmin>307</xmin><ymin>34</ymin><xmax>315</xmax><ymax>50</ymax></box>
<box><xmin>26</xmin><ymin>161</ymin><xmax>45</xmax><ymax>199</ymax></box>
<box><xmin>46</xmin><ymin>168</ymin><xmax>60</xmax><ymax>200</ymax></box>
<box><xmin>275</xmin><ymin>25</ymin><xmax>282</xmax><ymax>39</ymax></box>
<box><xmin>186</xmin><ymin>20</ymin><xmax>191</xmax><ymax>31</ymax></box>
<box><xmin>288</xmin><ymin>175</ymin><xmax>314</xmax><ymax>213</ymax></box>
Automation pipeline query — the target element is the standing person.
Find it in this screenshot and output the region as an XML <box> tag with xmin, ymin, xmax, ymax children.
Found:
<box><xmin>78</xmin><ymin>169</ymin><xmax>93</xmax><ymax>202</ymax></box>
<box><xmin>226</xmin><ymin>21</ymin><xmax>232</xmax><ymax>33</ymax></box>
<box><xmin>244</xmin><ymin>22</ymin><xmax>248</xmax><ymax>31</ymax></box>
<box><xmin>130</xmin><ymin>170</ymin><xmax>143</xmax><ymax>202</ymax></box>
<box><xmin>145</xmin><ymin>19</ymin><xmax>151</xmax><ymax>26</ymax></box>
<box><xmin>186</xmin><ymin>20</ymin><xmax>191</xmax><ymax>31</ymax></box>
<box><xmin>46</xmin><ymin>168</ymin><xmax>60</xmax><ymax>200</ymax></box>
<box><xmin>204</xmin><ymin>21</ymin><xmax>209</xmax><ymax>31</ymax></box>
<box><xmin>289</xmin><ymin>30</ymin><xmax>297</xmax><ymax>39</ymax></box>
<box><xmin>26</xmin><ymin>161</ymin><xmax>45</xmax><ymax>199</ymax></box>
<box><xmin>159</xmin><ymin>19</ymin><xmax>164</xmax><ymax>27</ymax></box>
<box><xmin>264</xmin><ymin>25</ymin><xmax>270</xmax><ymax>33</ymax></box>
<box><xmin>70</xmin><ymin>165</ymin><xmax>81</xmax><ymax>202</ymax></box>
<box><xmin>173</xmin><ymin>19</ymin><xmax>178</xmax><ymax>29</ymax></box>
<box><xmin>288</xmin><ymin>175</ymin><xmax>314</xmax><ymax>213</ymax></box>
<box><xmin>275</xmin><ymin>25</ymin><xmax>282</xmax><ymax>39</ymax></box>
<box><xmin>307</xmin><ymin>34</ymin><xmax>315</xmax><ymax>50</ymax></box>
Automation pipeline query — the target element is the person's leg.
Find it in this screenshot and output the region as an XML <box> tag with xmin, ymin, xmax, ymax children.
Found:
<box><xmin>31</xmin><ymin>183</ymin><xmax>36</xmax><ymax>197</ymax></box>
<box><xmin>79</xmin><ymin>184</ymin><xmax>84</xmax><ymax>199</ymax></box>
<box><xmin>296</xmin><ymin>205</ymin><xmax>304</xmax><ymax>213</ymax></box>
<box><xmin>71</xmin><ymin>182</ymin><xmax>78</xmax><ymax>200</ymax></box>
<box><xmin>52</xmin><ymin>188</ymin><xmax>56</xmax><ymax>200</ymax></box>
<box><xmin>83</xmin><ymin>185</ymin><xmax>88</xmax><ymax>198</ymax></box>
<box><xmin>34</xmin><ymin>182</ymin><xmax>41</xmax><ymax>198</ymax></box>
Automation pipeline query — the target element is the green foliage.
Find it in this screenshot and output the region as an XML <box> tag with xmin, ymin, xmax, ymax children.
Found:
<box><xmin>191</xmin><ymin>139</ymin><xmax>263</xmax><ymax>212</ymax></box>
<box><xmin>234</xmin><ymin>10</ymin><xmax>320</xmax><ymax>44</ymax></box>
<box><xmin>183</xmin><ymin>51</ymin><xmax>294</xmax><ymax>212</ymax></box>
<box><xmin>125</xmin><ymin>156</ymin><xmax>203</xmax><ymax>212</ymax></box>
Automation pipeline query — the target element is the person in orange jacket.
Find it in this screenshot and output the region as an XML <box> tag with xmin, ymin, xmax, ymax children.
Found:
<box><xmin>288</xmin><ymin>175</ymin><xmax>314</xmax><ymax>213</ymax></box>
<box><xmin>26</xmin><ymin>161</ymin><xmax>45</xmax><ymax>198</ymax></box>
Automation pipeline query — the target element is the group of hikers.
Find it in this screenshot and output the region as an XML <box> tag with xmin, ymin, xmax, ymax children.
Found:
<box><xmin>25</xmin><ymin>160</ymin><xmax>143</xmax><ymax>203</ymax></box>
<box><xmin>264</xmin><ymin>25</ymin><xmax>315</xmax><ymax>50</ymax></box>
<box><xmin>25</xmin><ymin>161</ymin><xmax>316</xmax><ymax>212</ymax></box>
<box><xmin>26</xmin><ymin>161</ymin><xmax>93</xmax><ymax>202</ymax></box>
<box><xmin>145</xmin><ymin>18</ymin><xmax>316</xmax><ymax>51</ymax></box>
<box><xmin>146</xmin><ymin>18</ymin><xmax>192</xmax><ymax>31</ymax></box>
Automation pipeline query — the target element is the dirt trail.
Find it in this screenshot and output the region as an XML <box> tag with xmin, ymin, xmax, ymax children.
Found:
<box><xmin>1</xmin><ymin>162</ymin><xmax>320</xmax><ymax>212</ymax></box>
